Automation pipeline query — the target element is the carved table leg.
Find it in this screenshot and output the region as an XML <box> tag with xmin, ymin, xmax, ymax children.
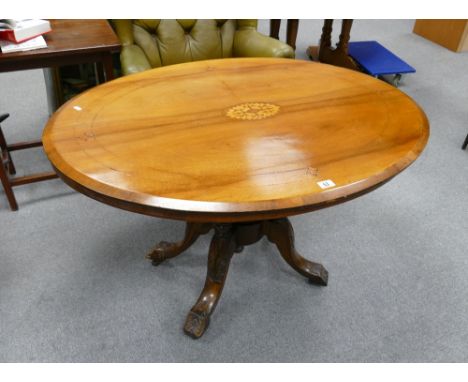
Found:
<box><xmin>146</xmin><ymin>222</ymin><xmax>212</xmax><ymax>266</ymax></box>
<box><xmin>150</xmin><ymin>219</ymin><xmax>328</xmax><ymax>338</ymax></box>
<box><xmin>184</xmin><ymin>224</ymin><xmax>236</xmax><ymax>339</ymax></box>
<box><xmin>265</xmin><ymin>218</ymin><xmax>328</xmax><ymax>286</ymax></box>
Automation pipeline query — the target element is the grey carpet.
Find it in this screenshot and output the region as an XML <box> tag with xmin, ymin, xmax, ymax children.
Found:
<box><xmin>0</xmin><ymin>19</ymin><xmax>467</xmax><ymax>362</ymax></box>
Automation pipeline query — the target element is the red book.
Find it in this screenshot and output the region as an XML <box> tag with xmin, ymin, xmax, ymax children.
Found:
<box><xmin>0</xmin><ymin>19</ymin><xmax>51</xmax><ymax>44</ymax></box>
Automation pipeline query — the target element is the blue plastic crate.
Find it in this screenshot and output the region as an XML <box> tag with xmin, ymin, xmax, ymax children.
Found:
<box><xmin>348</xmin><ymin>41</ymin><xmax>415</xmax><ymax>79</ymax></box>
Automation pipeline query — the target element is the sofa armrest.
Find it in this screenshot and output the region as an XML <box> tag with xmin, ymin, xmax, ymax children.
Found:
<box><xmin>111</xmin><ymin>19</ymin><xmax>134</xmax><ymax>46</ymax></box>
<box><xmin>233</xmin><ymin>30</ymin><xmax>295</xmax><ymax>59</ymax></box>
<box><xmin>120</xmin><ymin>45</ymin><xmax>152</xmax><ymax>76</ymax></box>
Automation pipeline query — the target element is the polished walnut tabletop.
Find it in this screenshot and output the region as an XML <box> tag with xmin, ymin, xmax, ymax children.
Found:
<box><xmin>43</xmin><ymin>57</ymin><xmax>429</xmax><ymax>339</ymax></box>
<box><xmin>43</xmin><ymin>57</ymin><xmax>429</xmax><ymax>222</ymax></box>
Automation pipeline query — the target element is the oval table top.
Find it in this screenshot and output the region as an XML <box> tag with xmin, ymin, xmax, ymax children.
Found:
<box><xmin>43</xmin><ymin>58</ymin><xmax>429</xmax><ymax>222</ymax></box>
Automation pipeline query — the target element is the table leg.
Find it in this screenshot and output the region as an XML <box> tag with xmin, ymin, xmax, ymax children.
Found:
<box><xmin>103</xmin><ymin>54</ymin><xmax>115</xmax><ymax>82</ymax></box>
<box><xmin>264</xmin><ymin>218</ymin><xmax>328</xmax><ymax>286</ymax></box>
<box><xmin>146</xmin><ymin>222</ymin><xmax>212</xmax><ymax>265</ymax></box>
<box><xmin>184</xmin><ymin>224</ymin><xmax>236</xmax><ymax>338</ymax></box>
<box><xmin>95</xmin><ymin>62</ymin><xmax>105</xmax><ymax>84</ymax></box>
<box><xmin>150</xmin><ymin>218</ymin><xmax>327</xmax><ymax>338</ymax></box>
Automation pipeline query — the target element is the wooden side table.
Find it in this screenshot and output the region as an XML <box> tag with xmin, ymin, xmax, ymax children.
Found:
<box><xmin>0</xmin><ymin>20</ymin><xmax>120</xmax><ymax>80</ymax></box>
<box><xmin>0</xmin><ymin>19</ymin><xmax>121</xmax><ymax>210</ymax></box>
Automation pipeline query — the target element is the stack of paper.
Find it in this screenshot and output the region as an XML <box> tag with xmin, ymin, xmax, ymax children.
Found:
<box><xmin>0</xmin><ymin>19</ymin><xmax>50</xmax><ymax>53</ymax></box>
<box><xmin>0</xmin><ymin>35</ymin><xmax>48</xmax><ymax>53</ymax></box>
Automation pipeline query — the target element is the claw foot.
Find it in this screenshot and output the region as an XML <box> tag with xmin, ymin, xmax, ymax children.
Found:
<box><xmin>234</xmin><ymin>245</ymin><xmax>244</xmax><ymax>253</ymax></box>
<box><xmin>307</xmin><ymin>264</ymin><xmax>329</xmax><ymax>286</ymax></box>
<box><xmin>183</xmin><ymin>311</ymin><xmax>210</xmax><ymax>339</ymax></box>
<box><xmin>146</xmin><ymin>241</ymin><xmax>177</xmax><ymax>265</ymax></box>
<box><xmin>151</xmin><ymin>259</ymin><xmax>165</xmax><ymax>266</ymax></box>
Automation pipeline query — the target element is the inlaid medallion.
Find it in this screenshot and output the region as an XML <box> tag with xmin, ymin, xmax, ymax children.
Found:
<box><xmin>226</xmin><ymin>102</ymin><xmax>280</xmax><ymax>121</ymax></box>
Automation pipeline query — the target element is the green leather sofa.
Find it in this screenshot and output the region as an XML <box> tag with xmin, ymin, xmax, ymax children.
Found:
<box><xmin>111</xmin><ymin>19</ymin><xmax>295</xmax><ymax>76</ymax></box>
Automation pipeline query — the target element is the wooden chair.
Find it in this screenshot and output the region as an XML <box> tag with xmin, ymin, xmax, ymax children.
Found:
<box><xmin>0</xmin><ymin>113</ymin><xmax>18</xmax><ymax>210</ymax></box>
<box><xmin>0</xmin><ymin>113</ymin><xmax>57</xmax><ymax>211</ymax></box>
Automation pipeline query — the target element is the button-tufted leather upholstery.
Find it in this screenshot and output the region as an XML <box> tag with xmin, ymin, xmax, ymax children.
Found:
<box><xmin>112</xmin><ymin>19</ymin><xmax>295</xmax><ymax>76</ymax></box>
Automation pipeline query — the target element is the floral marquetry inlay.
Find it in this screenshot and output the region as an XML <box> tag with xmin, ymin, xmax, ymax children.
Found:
<box><xmin>226</xmin><ymin>102</ymin><xmax>280</xmax><ymax>121</ymax></box>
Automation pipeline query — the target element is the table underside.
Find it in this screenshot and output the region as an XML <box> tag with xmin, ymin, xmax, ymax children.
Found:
<box><xmin>147</xmin><ymin>217</ymin><xmax>328</xmax><ymax>339</ymax></box>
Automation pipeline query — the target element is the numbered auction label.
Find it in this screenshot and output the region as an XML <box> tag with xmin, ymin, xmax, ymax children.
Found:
<box><xmin>317</xmin><ymin>179</ymin><xmax>336</xmax><ymax>189</ymax></box>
